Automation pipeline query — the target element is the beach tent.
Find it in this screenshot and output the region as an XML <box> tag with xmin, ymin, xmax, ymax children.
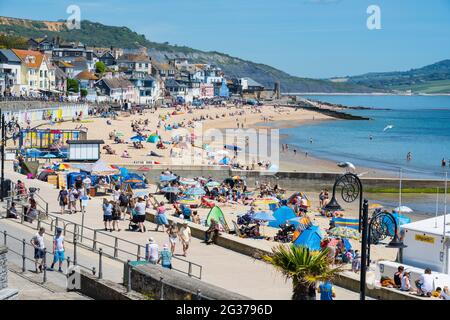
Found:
<box><xmin>206</xmin><ymin>206</ymin><xmax>229</xmax><ymax>232</ymax></box>
<box><xmin>383</xmin><ymin>213</ymin><xmax>411</xmax><ymax>236</ymax></box>
<box><xmin>268</xmin><ymin>206</ymin><xmax>297</xmax><ymax>228</ymax></box>
<box><xmin>293</xmin><ymin>225</ymin><xmax>323</xmax><ymax>251</ymax></box>
<box><xmin>218</xmin><ymin>157</ymin><xmax>230</xmax><ymax>165</ymax></box>
<box><xmin>147</xmin><ymin>134</ymin><xmax>159</xmax><ymax>143</ymax></box>
<box><xmin>331</xmin><ymin>217</ymin><xmax>360</xmax><ymax>230</ymax></box>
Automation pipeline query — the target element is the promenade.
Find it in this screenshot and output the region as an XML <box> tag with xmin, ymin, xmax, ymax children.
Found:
<box><xmin>1</xmin><ymin>165</ymin><xmax>362</xmax><ymax>300</ymax></box>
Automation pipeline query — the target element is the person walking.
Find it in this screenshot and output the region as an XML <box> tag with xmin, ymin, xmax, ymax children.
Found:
<box><xmin>68</xmin><ymin>186</ymin><xmax>78</xmax><ymax>214</ymax></box>
<box><xmin>318</xmin><ymin>280</ymin><xmax>336</xmax><ymax>300</ymax></box>
<box><xmin>179</xmin><ymin>222</ymin><xmax>191</xmax><ymax>257</ymax></box>
<box><xmin>57</xmin><ymin>187</ymin><xmax>68</xmax><ymax>215</ymax></box>
<box><xmin>134</xmin><ymin>197</ymin><xmax>147</xmax><ymax>233</ymax></box>
<box><xmin>167</xmin><ymin>222</ymin><xmax>179</xmax><ymax>254</ymax></box>
<box><xmin>155</xmin><ymin>201</ymin><xmax>169</xmax><ymax>232</ymax></box>
<box><xmin>158</xmin><ymin>244</ymin><xmax>172</xmax><ymax>269</ymax></box>
<box><xmin>49</xmin><ymin>228</ymin><xmax>65</xmax><ymax>272</ymax></box>
<box><xmin>146</xmin><ymin>237</ymin><xmax>159</xmax><ymax>264</ymax></box>
<box><xmin>102</xmin><ymin>198</ymin><xmax>113</xmax><ymax>232</ymax></box>
<box><xmin>111</xmin><ymin>202</ymin><xmax>121</xmax><ymax>232</ymax></box>
<box><xmin>30</xmin><ymin>227</ymin><xmax>46</xmax><ymax>273</ymax></box>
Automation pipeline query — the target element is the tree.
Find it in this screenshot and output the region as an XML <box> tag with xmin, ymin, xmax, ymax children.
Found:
<box><xmin>263</xmin><ymin>245</ymin><xmax>342</xmax><ymax>300</ymax></box>
<box><xmin>95</xmin><ymin>61</ymin><xmax>106</xmax><ymax>74</ymax></box>
<box><xmin>80</xmin><ymin>89</ymin><xmax>88</xmax><ymax>97</ymax></box>
<box><xmin>67</xmin><ymin>79</ymin><xmax>79</xmax><ymax>93</ymax></box>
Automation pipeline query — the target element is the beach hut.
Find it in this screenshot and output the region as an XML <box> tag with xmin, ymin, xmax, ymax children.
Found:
<box><xmin>268</xmin><ymin>206</ymin><xmax>297</xmax><ymax>228</ymax></box>
<box><xmin>206</xmin><ymin>206</ymin><xmax>229</xmax><ymax>232</ymax></box>
<box><xmin>293</xmin><ymin>225</ymin><xmax>323</xmax><ymax>251</ymax></box>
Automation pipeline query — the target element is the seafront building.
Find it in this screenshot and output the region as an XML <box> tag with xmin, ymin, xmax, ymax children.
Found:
<box><xmin>0</xmin><ymin>36</ymin><xmax>272</xmax><ymax>104</ymax></box>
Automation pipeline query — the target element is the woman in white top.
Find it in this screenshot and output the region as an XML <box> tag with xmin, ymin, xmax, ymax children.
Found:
<box><xmin>401</xmin><ymin>271</ymin><xmax>411</xmax><ymax>291</ymax></box>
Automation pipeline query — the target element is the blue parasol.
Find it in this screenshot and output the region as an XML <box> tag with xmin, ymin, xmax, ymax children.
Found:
<box><xmin>160</xmin><ymin>174</ymin><xmax>177</xmax><ymax>182</ymax></box>
<box><xmin>161</xmin><ymin>186</ymin><xmax>180</xmax><ymax>193</ymax></box>
<box><xmin>183</xmin><ymin>187</ymin><xmax>206</xmax><ymax>196</ymax></box>
<box><xmin>252</xmin><ymin>211</ymin><xmax>276</xmax><ymax>221</ymax></box>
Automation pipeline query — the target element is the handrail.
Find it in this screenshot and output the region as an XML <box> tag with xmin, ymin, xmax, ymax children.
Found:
<box><xmin>2</xmin><ymin>195</ymin><xmax>203</xmax><ymax>279</ymax></box>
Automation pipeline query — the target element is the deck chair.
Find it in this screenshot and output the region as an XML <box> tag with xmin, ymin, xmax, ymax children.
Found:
<box><xmin>232</xmin><ymin>220</ymin><xmax>245</xmax><ymax>238</ymax></box>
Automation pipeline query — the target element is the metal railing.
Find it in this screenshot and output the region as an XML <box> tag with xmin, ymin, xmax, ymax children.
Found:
<box><xmin>2</xmin><ymin>195</ymin><xmax>203</xmax><ymax>280</ymax></box>
<box><xmin>1</xmin><ymin>229</ymin><xmax>97</xmax><ymax>285</ymax></box>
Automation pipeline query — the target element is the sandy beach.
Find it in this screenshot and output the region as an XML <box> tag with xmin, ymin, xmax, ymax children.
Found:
<box><xmin>21</xmin><ymin>103</ymin><xmax>395</xmax><ymax>178</ymax></box>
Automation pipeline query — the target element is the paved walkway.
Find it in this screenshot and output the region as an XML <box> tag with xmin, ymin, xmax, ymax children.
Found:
<box><xmin>3</xmin><ymin>167</ymin><xmax>362</xmax><ymax>300</ymax></box>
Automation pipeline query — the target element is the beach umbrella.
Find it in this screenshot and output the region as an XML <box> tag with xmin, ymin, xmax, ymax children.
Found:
<box><xmin>394</xmin><ymin>206</ymin><xmax>413</xmax><ymax>214</ymax></box>
<box><xmin>252</xmin><ymin>211</ymin><xmax>276</xmax><ymax>222</ymax></box>
<box><xmin>130</xmin><ymin>135</ymin><xmax>146</xmax><ymax>142</ymax></box>
<box><xmin>232</xmin><ymin>175</ymin><xmax>241</xmax><ymax>180</ymax></box>
<box><xmin>179</xmin><ymin>178</ymin><xmax>198</xmax><ymax>186</ymax></box>
<box><xmin>160</xmin><ymin>174</ymin><xmax>177</xmax><ymax>182</ymax></box>
<box><xmin>288</xmin><ymin>216</ymin><xmax>312</xmax><ymax>230</ymax></box>
<box><xmin>329</xmin><ymin>227</ymin><xmax>361</xmax><ymax>240</ymax></box>
<box><xmin>124</xmin><ymin>178</ymin><xmax>143</xmax><ymax>183</ymax></box>
<box><xmin>252</xmin><ymin>197</ymin><xmax>280</xmax><ymax>205</ymax></box>
<box><xmin>90</xmin><ymin>160</ymin><xmax>120</xmax><ymax>175</ymax></box>
<box><xmin>369</xmin><ymin>203</ymin><xmax>384</xmax><ymax>210</ymax></box>
<box><xmin>133</xmin><ymin>190</ymin><xmax>148</xmax><ymax>198</ymax></box>
<box><xmin>137</xmin><ymin>166</ymin><xmax>151</xmax><ymax>171</ymax></box>
<box><xmin>184</xmin><ymin>187</ymin><xmax>206</xmax><ymax>196</ymax></box>
<box><xmin>178</xmin><ymin>197</ymin><xmax>198</xmax><ymax>205</ymax></box>
<box><xmin>58</xmin><ymin>163</ymin><xmax>70</xmax><ymax>170</ymax></box>
<box><xmin>206</xmin><ymin>181</ymin><xmax>220</xmax><ymax>188</ymax></box>
<box><xmin>161</xmin><ymin>187</ymin><xmax>180</xmax><ymax>193</ymax></box>
<box><xmin>197</xmin><ymin>177</ymin><xmax>208</xmax><ymax>182</ymax></box>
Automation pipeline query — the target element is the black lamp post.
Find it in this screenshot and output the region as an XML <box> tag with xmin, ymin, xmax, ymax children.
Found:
<box><xmin>360</xmin><ymin>206</ymin><xmax>407</xmax><ymax>300</ymax></box>
<box><xmin>324</xmin><ymin>173</ymin><xmax>363</xmax><ymax>231</ymax></box>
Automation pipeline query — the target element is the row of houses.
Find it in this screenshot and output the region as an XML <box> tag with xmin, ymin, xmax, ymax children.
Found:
<box><xmin>0</xmin><ymin>36</ymin><xmax>266</xmax><ymax>105</ymax></box>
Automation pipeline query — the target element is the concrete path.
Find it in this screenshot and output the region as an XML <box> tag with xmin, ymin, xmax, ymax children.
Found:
<box><xmin>3</xmin><ymin>167</ymin><xmax>363</xmax><ymax>300</ymax></box>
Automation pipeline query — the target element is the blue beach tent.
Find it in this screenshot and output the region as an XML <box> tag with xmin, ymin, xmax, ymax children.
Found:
<box><xmin>293</xmin><ymin>225</ymin><xmax>323</xmax><ymax>251</ymax></box>
<box><xmin>269</xmin><ymin>206</ymin><xmax>297</xmax><ymax>228</ymax></box>
<box><xmin>383</xmin><ymin>213</ymin><xmax>411</xmax><ymax>236</ymax></box>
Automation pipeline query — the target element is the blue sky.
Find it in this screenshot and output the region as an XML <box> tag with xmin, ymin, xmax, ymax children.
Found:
<box><xmin>1</xmin><ymin>0</ymin><xmax>450</xmax><ymax>78</ymax></box>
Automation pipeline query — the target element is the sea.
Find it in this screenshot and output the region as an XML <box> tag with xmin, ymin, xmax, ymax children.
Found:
<box><xmin>282</xmin><ymin>95</ymin><xmax>450</xmax><ymax>180</ymax></box>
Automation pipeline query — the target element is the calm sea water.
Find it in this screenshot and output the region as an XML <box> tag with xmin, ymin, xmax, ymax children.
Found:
<box><xmin>282</xmin><ymin>95</ymin><xmax>450</xmax><ymax>179</ymax></box>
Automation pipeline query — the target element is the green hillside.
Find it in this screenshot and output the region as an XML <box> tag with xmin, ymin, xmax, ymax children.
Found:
<box><xmin>0</xmin><ymin>16</ymin><xmax>379</xmax><ymax>94</ymax></box>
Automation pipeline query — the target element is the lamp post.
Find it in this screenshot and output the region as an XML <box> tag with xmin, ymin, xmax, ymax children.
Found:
<box><xmin>360</xmin><ymin>206</ymin><xmax>407</xmax><ymax>300</ymax></box>
<box><xmin>0</xmin><ymin>111</ymin><xmax>4</xmax><ymax>202</ymax></box>
<box><xmin>324</xmin><ymin>173</ymin><xmax>363</xmax><ymax>231</ymax></box>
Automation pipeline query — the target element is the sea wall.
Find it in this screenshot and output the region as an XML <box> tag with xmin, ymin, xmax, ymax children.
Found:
<box><xmin>0</xmin><ymin>247</ymin><xmax>7</xmax><ymax>291</ymax></box>
<box><xmin>124</xmin><ymin>262</ymin><xmax>250</xmax><ymax>300</ymax></box>
<box><xmin>76</xmin><ymin>269</ymin><xmax>145</xmax><ymax>300</ymax></box>
<box><xmin>123</xmin><ymin>164</ymin><xmax>445</xmax><ymax>191</ymax></box>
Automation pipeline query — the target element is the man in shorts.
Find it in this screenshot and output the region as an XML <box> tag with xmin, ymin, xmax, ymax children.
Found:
<box><xmin>49</xmin><ymin>228</ymin><xmax>65</xmax><ymax>272</ymax></box>
<box><xmin>30</xmin><ymin>227</ymin><xmax>46</xmax><ymax>273</ymax></box>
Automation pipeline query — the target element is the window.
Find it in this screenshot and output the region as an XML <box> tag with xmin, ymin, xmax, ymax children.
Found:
<box><xmin>40</xmin><ymin>70</ymin><xmax>43</xmax><ymax>77</ymax></box>
<box><xmin>40</xmin><ymin>81</ymin><xmax>43</xmax><ymax>88</ymax></box>
<box><xmin>29</xmin><ymin>81</ymin><xmax>33</xmax><ymax>86</ymax></box>
<box><xmin>44</xmin><ymin>71</ymin><xmax>47</xmax><ymax>78</ymax></box>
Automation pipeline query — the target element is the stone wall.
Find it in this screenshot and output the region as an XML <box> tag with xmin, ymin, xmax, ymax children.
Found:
<box><xmin>123</xmin><ymin>165</ymin><xmax>445</xmax><ymax>191</ymax></box>
<box><xmin>126</xmin><ymin>262</ymin><xmax>250</xmax><ymax>300</ymax></box>
<box><xmin>0</xmin><ymin>247</ymin><xmax>7</xmax><ymax>291</ymax></box>
<box><xmin>77</xmin><ymin>270</ymin><xmax>145</xmax><ymax>300</ymax></box>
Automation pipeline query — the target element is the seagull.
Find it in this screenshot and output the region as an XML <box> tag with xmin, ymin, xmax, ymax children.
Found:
<box><xmin>337</xmin><ymin>162</ymin><xmax>356</xmax><ymax>172</ymax></box>
<box><xmin>383</xmin><ymin>125</ymin><xmax>394</xmax><ymax>132</ymax></box>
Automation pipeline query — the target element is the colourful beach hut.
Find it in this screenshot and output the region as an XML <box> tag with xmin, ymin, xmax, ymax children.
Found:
<box><xmin>293</xmin><ymin>225</ymin><xmax>323</xmax><ymax>251</ymax></box>
<box><xmin>268</xmin><ymin>206</ymin><xmax>296</xmax><ymax>228</ymax></box>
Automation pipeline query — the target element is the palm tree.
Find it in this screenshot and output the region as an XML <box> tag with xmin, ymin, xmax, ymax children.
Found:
<box><xmin>263</xmin><ymin>244</ymin><xmax>342</xmax><ymax>300</ymax></box>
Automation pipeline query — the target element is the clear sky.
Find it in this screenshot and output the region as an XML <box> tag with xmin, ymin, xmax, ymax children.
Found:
<box><xmin>1</xmin><ymin>0</ymin><xmax>450</xmax><ymax>78</ymax></box>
